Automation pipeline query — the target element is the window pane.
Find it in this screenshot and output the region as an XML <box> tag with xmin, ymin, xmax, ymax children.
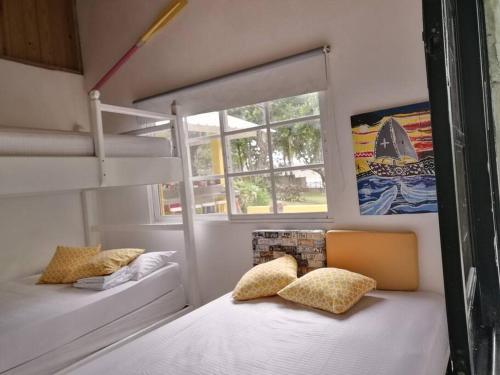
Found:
<box><xmin>158</xmin><ymin>183</ymin><xmax>182</xmax><ymax>216</ymax></box>
<box><xmin>193</xmin><ymin>178</ymin><xmax>227</xmax><ymax>215</ymax></box>
<box><xmin>226</xmin><ymin>104</ymin><xmax>265</xmax><ymax>131</ymax></box>
<box><xmin>271</xmin><ymin>120</ymin><xmax>323</xmax><ymax>168</ymax></box>
<box><xmin>189</xmin><ymin>139</ymin><xmax>224</xmax><ymax>177</ymax></box>
<box><xmin>186</xmin><ymin>112</ymin><xmax>220</xmax><ymax>138</ymax></box>
<box><xmin>231</xmin><ymin>174</ymin><xmax>273</xmax><ymax>214</ymax></box>
<box><xmin>269</xmin><ymin>92</ymin><xmax>320</xmax><ymax>123</ymax></box>
<box><xmin>226</xmin><ymin>129</ymin><xmax>269</xmax><ymax>172</ymax></box>
<box><xmin>275</xmin><ymin>169</ymin><xmax>327</xmax><ymax>213</ymax></box>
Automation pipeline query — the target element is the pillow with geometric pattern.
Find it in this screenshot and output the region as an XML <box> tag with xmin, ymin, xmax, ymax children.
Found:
<box><xmin>37</xmin><ymin>245</ymin><xmax>102</xmax><ymax>284</ymax></box>
<box><xmin>278</xmin><ymin>268</ymin><xmax>376</xmax><ymax>314</ymax></box>
<box><xmin>62</xmin><ymin>248</ymin><xmax>144</xmax><ymax>283</ymax></box>
<box><xmin>233</xmin><ymin>255</ymin><xmax>297</xmax><ymax>301</ymax></box>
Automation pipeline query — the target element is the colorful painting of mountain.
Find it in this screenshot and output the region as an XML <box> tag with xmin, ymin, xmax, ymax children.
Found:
<box><xmin>351</xmin><ymin>102</ymin><xmax>438</xmax><ymax>215</ymax></box>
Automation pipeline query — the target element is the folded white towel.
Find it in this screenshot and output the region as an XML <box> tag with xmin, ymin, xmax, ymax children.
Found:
<box><xmin>75</xmin><ymin>266</ymin><xmax>131</xmax><ymax>284</ymax></box>
<box><xmin>74</xmin><ymin>266</ymin><xmax>132</xmax><ymax>291</ymax></box>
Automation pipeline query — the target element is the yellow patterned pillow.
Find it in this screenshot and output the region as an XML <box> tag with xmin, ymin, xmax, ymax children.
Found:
<box><xmin>63</xmin><ymin>248</ymin><xmax>144</xmax><ymax>283</ymax></box>
<box><xmin>38</xmin><ymin>245</ymin><xmax>102</xmax><ymax>284</ymax></box>
<box><xmin>278</xmin><ymin>268</ymin><xmax>376</xmax><ymax>314</ymax></box>
<box><xmin>233</xmin><ymin>255</ymin><xmax>297</xmax><ymax>301</ymax></box>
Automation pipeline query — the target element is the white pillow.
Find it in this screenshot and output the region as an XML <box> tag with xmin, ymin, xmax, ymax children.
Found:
<box><xmin>129</xmin><ymin>251</ymin><xmax>176</xmax><ymax>281</ymax></box>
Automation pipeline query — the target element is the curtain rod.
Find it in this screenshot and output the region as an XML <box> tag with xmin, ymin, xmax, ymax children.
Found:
<box><xmin>133</xmin><ymin>45</ymin><xmax>331</xmax><ymax>104</ymax></box>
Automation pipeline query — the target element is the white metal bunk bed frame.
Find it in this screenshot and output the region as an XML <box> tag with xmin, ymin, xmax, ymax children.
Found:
<box><xmin>0</xmin><ymin>91</ymin><xmax>201</xmax><ymax>374</ymax></box>
<box><xmin>85</xmin><ymin>90</ymin><xmax>202</xmax><ymax>308</ymax></box>
<box><xmin>0</xmin><ymin>89</ymin><xmax>201</xmax><ymax>308</ymax></box>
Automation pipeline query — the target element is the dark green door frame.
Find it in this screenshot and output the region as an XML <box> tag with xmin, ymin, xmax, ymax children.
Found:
<box><xmin>423</xmin><ymin>0</ymin><xmax>500</xmax><ymax>373</ymax></box>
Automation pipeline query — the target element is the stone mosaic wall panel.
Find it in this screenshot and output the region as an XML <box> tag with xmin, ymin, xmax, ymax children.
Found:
<box><xmin>252</xmin><ymin>230</ymin><xmax>326</xmax><ymax>276</ymax></box>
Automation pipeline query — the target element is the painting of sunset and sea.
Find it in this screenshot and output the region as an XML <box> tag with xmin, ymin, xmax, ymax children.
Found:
<box><xmin>351</xmin><ymin>102</ymin><xmax>437</xmax><ymax>215</ymax></box>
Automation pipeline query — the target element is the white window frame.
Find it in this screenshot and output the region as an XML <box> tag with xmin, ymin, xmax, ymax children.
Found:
<box><xmin>153</xmin><ymin>91</ymin><xmax>335</xmax><ymax>222</ymax></box>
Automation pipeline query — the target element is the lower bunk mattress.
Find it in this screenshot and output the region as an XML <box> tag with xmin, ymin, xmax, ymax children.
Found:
<box><xmin>61</xmin><ymin>290</ymin><xmax>449</xmax><ymax>375</ymax></box>
<box><xmin>0</xmin><ymin>263</ymin><xmax>187</xmax><ymax>374</ymax></box>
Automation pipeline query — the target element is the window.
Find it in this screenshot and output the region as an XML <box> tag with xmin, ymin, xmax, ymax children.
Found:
<box><xmin>158</xmin><ymin>92</ymin><xmax>330</xmax><ymax>219</ymax></box>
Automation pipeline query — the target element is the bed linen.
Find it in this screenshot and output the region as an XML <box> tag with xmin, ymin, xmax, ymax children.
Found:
<box><xmin>73</xmin><ymin>265</ymin><xmax>132</xmax><ymax>290</ymax></box>
<box><xmin>0</xmin><ymin>128</ymin><xmax>171</xmax><ymax>157</ymax></box>
<box><xmin>62</xmin><ymin>290</ymin><xmax>449</xmax><ymax>375</ymax></box>
<box><xmin>4</xmin><ymin>286</ymin><xmax>188</xmax><ymax>375</ymax></box>
<box><xmin>0</xmin><ymin>263</ymin><xmax>182</xmax><ymax>373</ymax></box>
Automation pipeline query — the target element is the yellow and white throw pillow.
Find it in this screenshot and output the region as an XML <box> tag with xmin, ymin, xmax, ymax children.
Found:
<box><xmin>38</xmin><ymin>245</ymin><xmax>102</xmax><ymax>284</ymax></box>
<box><xmin>63</xmin><ymin>248</ymin><xmax>144</xmax><ymax>283</ymax></box>
<box><xmin>233</xmin><ymin>255</ymin><xmax>298</xmax><ymax>301</ymax></box>
<box><xmin>278</xmin><ymin>267</ymin><xmax>376</xmax><ymax>314</ymax></box>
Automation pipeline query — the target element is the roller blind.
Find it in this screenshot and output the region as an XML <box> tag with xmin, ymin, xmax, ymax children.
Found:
<box><xmin>135</xmin><ymin>46</ymin><xmax>330</xmax><ymax>115</ymax></box>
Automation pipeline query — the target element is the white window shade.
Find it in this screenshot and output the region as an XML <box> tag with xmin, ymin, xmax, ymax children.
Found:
<box><xmin>135</xmin><ymin>46</ymin><xmax>330</xmax><ymax>115</ymax></box>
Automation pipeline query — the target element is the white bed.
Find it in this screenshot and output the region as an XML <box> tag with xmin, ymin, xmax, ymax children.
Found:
<box><xmin>60</xmin><ymin>290</ymin><xmax>449</xmax><ymax>375</ymax></box>
<box><xmin>0</xmin><ymin>263</ymin><xmax>187</xmax><ymax>375</ymax></box>
<box><xmin>0</xmin><ymin>128</ymin><xmax>171</xmax><ymax>157</ymax></box>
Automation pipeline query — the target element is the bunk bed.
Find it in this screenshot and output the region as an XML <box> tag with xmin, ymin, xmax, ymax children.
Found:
<box><xmin>0</xmin><ymin>91</ymin><xmax>201</xmax><ymax>375</ymax></box>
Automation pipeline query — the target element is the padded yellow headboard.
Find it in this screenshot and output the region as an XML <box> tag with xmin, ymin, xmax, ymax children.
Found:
<box><xmin>326</xmin><ymin>230</ymin><xmax>419</xmax><ymax>291</ymax></box>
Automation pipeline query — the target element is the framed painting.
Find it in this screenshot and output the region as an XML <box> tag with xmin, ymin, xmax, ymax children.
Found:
<box><xmin>351</xmin><ymin>102</ymin><xmax>437</xmax><ymax>215</ymax></box>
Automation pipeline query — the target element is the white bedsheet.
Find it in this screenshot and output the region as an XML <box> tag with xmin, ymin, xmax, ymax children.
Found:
<box><xmin>5</xmin><ymin>286</ymin><xmax>188</xmax><ymax>375</ymax></box>
<box><xmin>0</xmin><ymin>263</ymin><xmax>182</xmax><ymax>373</ymax></box>
<box><xmin>0</xmin><ymin>128</ymin><xmax>171</xmax><ymax>157</ymax></box>
<box><xmin>64</xmin><ymin>290</ymin><xmax>449</xmax><ymax>375</ymax></box>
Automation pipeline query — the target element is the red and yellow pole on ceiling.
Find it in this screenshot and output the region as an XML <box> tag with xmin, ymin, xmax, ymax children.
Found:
<box><xmin>90</xmin><ymin>0</ymin><xmax>187</xmax><ymax>93</ymax></box>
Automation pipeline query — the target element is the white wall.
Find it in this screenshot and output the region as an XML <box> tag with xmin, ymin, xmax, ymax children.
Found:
<box><xmin>0</xmin><ymin>192</ymin><xmax>87</xmax><ymax>282</ymax></box>
<box><xmin>0</xmin><ymin>60</ymin><xmax>90</xmax><ymax>281</ymax></box>
<box><xmin>0</xmin><ymin>59</ymin><xmax>89</xmax><ymax>131</ymax></box>
<box><xmin>78</xmin><ymin>0</ymin><xmax>444</xmax><ymax>302</ymax></box>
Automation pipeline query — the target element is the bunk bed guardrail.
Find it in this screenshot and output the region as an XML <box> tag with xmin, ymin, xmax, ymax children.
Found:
<box><xmin>89</xmin><ymin>89</ymin><xmax>179</xmax><ymax>188</ymax></box>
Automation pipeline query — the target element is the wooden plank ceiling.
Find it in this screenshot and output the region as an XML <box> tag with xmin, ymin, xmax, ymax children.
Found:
<box><xmin>0</xmin><ymin>0</ymin><xmax>82</xmax><ymax>73</ymax></box>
